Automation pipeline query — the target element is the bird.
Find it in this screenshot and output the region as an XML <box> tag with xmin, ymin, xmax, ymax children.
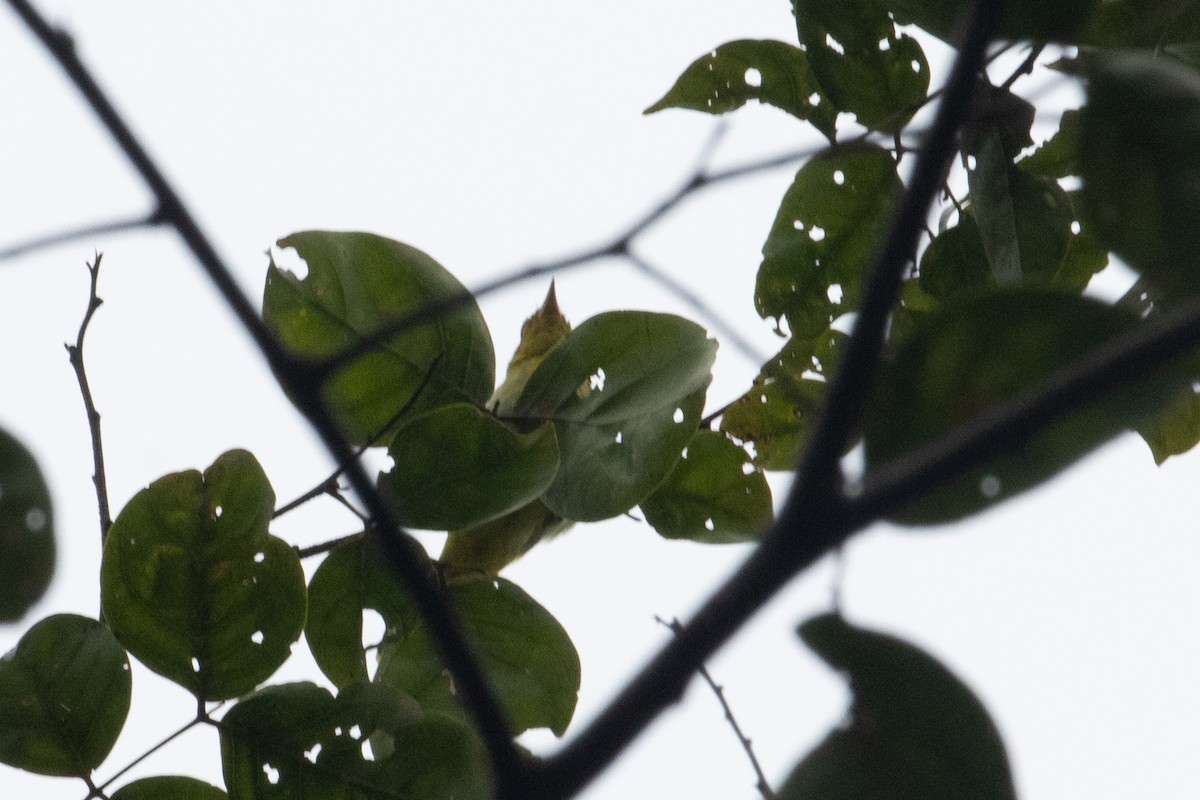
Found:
<box><xmin>439</xmin><ymin>282</ymin><xmax>574</xmax><ymax>580</ymax></box>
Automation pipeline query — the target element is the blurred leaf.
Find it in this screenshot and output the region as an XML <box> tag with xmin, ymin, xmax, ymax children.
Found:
<box><xmin>1079</xmin><ymin>0</ymin><xmax>1200</xmax><ymax>46</ymax></box>
<box><xmin>0</xmin><ymin>614</ymin><xmax>130</xmax><ymax>776</ymax></box>
<box><xmin>1139</xmin><ymin>388</ymin><xmax>1200</xmax><ymax>464</ymax></box>
<box><xmin>376</xmin><ymin>576</ymin><xmax>580</xmax><ymax>737</ymax></box>
<box><xmin>962</xmin><ymin>84</ymin><xmax>1035</xmax><ymax>160</ymax></box>
<box><xmin>263</xmin><ymin>231</ymin><xmax>495</xmax><ymax>445</ymax></box>
<box><xmin>967</xmin><ymin>132</ymin><xmax>1073</xmax><ymax>286</ymax></box>
<box><xmin>513</xmin><ymin>312</ymin><xmax>716</xmax><ymax>521</ymax></box>
<box><xmin>307</xmin><ymin>540</ymin><xmax>580</xmax><ymax>737</ymax></box>
<box><xmin>101</xmin><ymin>450</ymin><xmax>305</xmax><ymax>700</ymax></box>
<box><xmin>864</xmin><ymin>290</ymin><xmax>1196</xmax><ymax>525</ymax></box>
<box><xmin>779</xmin><ymin>614</ymin><xmax>1015</xmax><ymax>800</ymax></box>
<box><xmin>645</xmin><ymin>39</ymin><xmax>837</xmax><ymax>139</ymax></box>
<box><xmin>756</xmin><ymin>144</ymin><xmax>903</xmax><ymax>338</ymax></box>
<box><xmin>888</xmin><ymin>0</ymin><xmax>1096</xmax><ymax>43</ymax></box>
<box><xmin>918</xmin><ymin>215</ymin><xmax>992</xmax><ymax>301</ymax></box>
<box><xmin>220</xmin><ymin>681</ymin><xmax>487</xmax><ymax>800</ymax></box>
<box><xmin>1080</xmin><ymin>53</ymin><xmax>1200</xmax><ymax>296</ymax></box>
<box><xmin>440</xmin><ymin>499</ymin><xmax>572</xmax><ymax>578</ymax></box>
<box><xmin>793</xmin><ymin>0</ymin><xmax>929</xmax><ymax>132</ymax></box>
<box><xmin>0</xmin><ymin>427</ymin><xmax>53</xmax><ymax>622</ymax></box>
<box><xmin>1020</xmin><ymin>109</ymin><xmax>1080</xmax><ymax>179</ymax></box>
<box><xmin>640</xmin><ymin>431</ymin><xmax>773</xmax><ymax>543</ymax></box>
<box><xmin>112</xmin><ymin>776</ymin><xmax>228</xmax><ymax>800</ymax></box>
<box><xmin>379</xmin><ymin>404</ymin><xmax>558</xmax><ymax>531</ymax></box>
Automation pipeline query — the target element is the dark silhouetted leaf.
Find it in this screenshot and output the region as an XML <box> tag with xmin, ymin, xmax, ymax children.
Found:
<box><xmin>756</xmin><ymin>144</ymin><xmax>902</xmax><ymax>338</ymax></box>
<box><xmin>112</xmin><ymin>776</ymin><xmax>228</xmax><ymax>800</ymax></box>
<box><xmin>307</xmin><ymin>540</ymin><xmax>580</xmax><ymax>736</ymax></box>
<box><xmin>779</xmin><ymin>614</ymin><xmax>1015</xmax><ymax>800</ymax></box>
<box><xmin>0</xmin><ymin>427</ymin><xmax>53</xmax><ymax>622</ymax></box>
<box><xmin>1020</xmin><ymin>109</ymin><xmax>1081</xmax><ymax>179</ymax></box>
<box><xmin>864</xmin><ymin>290</ymin><xmax>1196</xmax><ymax>524</ymax></box>
<box><xmin>263</xmin><ymin>231</ymin><xmax>495</xmax><ymax>445</ymax></box>
<box><xmin>0</xmin><ymin>614</ymin><xmax>130</xmax><ymax>776</ymax></box>
<box><xmin>379</xmin><ymin>403</ymin><xmax>558</xmax><ymax>531</ymax></box>
<box><xmin>640</xmin><ymin>431</ymin><xmax>772</xmax><ymax>542</ymax></box>
<box><xmin>889</xmin><ymin>0</ymin><xmax>1096</xmax><ymax>43</ymax></box>
<box><xmin>101</xmin><ymin>450</ymin><xmax>305</xmax><ymax>700</ymax></box>
<box><xmin>645</xmin><ymin>39</ymin><xmax>836</xmax><ymax>140</ymax></box>
<box><xmin>1079</xmin><ymin>0</ymin><xmax>1200</xmax><ymax>47</ymax></box>
<box><xmin>793</xmin><ymin>0</ymin><xmax>929</xmax><ymax>132</ymax></box>
<box><xmin>513</xmin><ymin>312</ymin><xmax>716</xmax><ymax>521</ymax></box>
<box><xmin>918</xmin><ymin>215</ymin><xmax>992</xmax><ymax>301</ymax></box>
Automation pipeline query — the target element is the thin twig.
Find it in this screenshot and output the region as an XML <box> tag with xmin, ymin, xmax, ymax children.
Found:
<box><xmin>1000</xmin><ymin>44</ymin><xmax>1044</xmax><ymax>90</ymax></box>
<box><xmin>655</xmin><ymin>617</ymin><xmax>776</xmax><ymax>800</ymax></box>
<box><xmin>296</xmin><ymin>530</ymin><xmax>365</xmax><ymax>559</ymax></box>
<box><xmin>0</xmin><ymin>209</ymin><xmax>165</xmax><ymax>262</ymax></box>
<box><xmin>525</xmin><ymin>4</ymin><xmax>1006</xmax><ymax>798</ymax></box>
<box><xmin>6</xmin><ymin>1</ymin><xmax>523</xmax><ymax>786</ymax></box>
<box><xmin>65</xmin><ymin>253</ymin><xmax>112</xmax><ymax>540</ymax></box>
<box><xmin>95</xmin><ymin>715</ymin><xmax>204</xmax><ymax>792</ymax></box>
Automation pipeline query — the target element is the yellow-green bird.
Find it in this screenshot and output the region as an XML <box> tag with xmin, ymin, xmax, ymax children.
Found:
<box><xmin>439</xmin><ymin>283</ymin><xmax>573</xmax><ymax>580</ymax></box>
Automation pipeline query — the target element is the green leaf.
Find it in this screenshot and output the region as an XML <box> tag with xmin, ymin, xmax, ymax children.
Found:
<box><xmin>513</xmin><ymin>311</ymin><xmax>717</xmax><ymax>521</ymax></box>
<box><xmin>0</xmin><ymin>614</ymin><xmax>130</xmax><ymax>776</ymax></box>
<box><xmin>720</xmin><ymin>378</ymin><xmax>826</xmax><ymax>472</ymax></box>
<box><xmin>220</xmin><ymin>681</ymin><xmax>487</xmax><ymax>800</ymax></box>
<box><xmin>756</xmin><ymin>144</ymin><xmax>903</xmax><ymax>338</ymax></box>
<box><xmin>968</xmin><ymin>134</ymin><xmax>1074</xmax><ymax>287</ymax></box>
<box><xmin>0</xmin><ymin>427</ymin><xmax>54</xmax><ymax>622</ymax></box>
<box><xmin>379</xmin><ymin>403</ymin><xmax>559</xmax><ymax>531</ymax></box>
<box><xmin>962</xmin><ymin>84</ymin><xmax>1035</xmax><ymax>161</ymax></box>
<box><xmin>101</xmin><ymin>450</ymin><xmax>306</xmax><ymax>700</ymax></box>
<box><xmin>263</xmin><ymin>231</ymin><xmax>496</xmax><ymax>445</ymax></box>
<box><xmin>307</xmin><ymin>540</ymin><xmax>580</xmax><ymax>737</ymax></box>
<box><xmin>864</xmin><ymin>290</ymin><xmax>1196</xmax><ymax>525</ymax></box>
<box><xmin>918</xmin><ymin>215</ymin><xmax>992</xmax><ymax>301</ymax></box>
<box><xmin>644</xmin><ymin>39</ymin><xmax>837</xmax><ymax>140</ymax></box>
<box><xmin>1079</xmin><ymin>0</ymin><xmax>1200</xmax><ymax>47</ymax></box>
<box><xmin>1139</xmin><ymin>388</ymin><xmax>1200</xmax><ymax>464</ymax></box>
<box><xmin>779</xmin><ymin>614</ymin><xmax>1015</xmax><ymax>800</ymax></box>
<box><xmin>889</xmin><ymin>0</ymin><xmax>1097</xmax><ymax>43</ymax></box>
<box><xmin>793</xmin><ymin>0</ymin><xmax>929</xmax><ymax>132</ymax></box>
<box><xmin>111</xmin><ymin>776</ymin><xmax>228</xmax><ymax>800</ymax></box>
<box><xmin>1019</xmin><ymin>109</ymin><xmax>1080</xmax><ymax>179</ymax></box>
<box><xmin>639</xmin><ymin>431</ymin><xmax>773</xmax><ymax>543</ymax></box>
<box><xmin>1080</xmin><ymin>53</ymin><xmax>1200</xmax><ymax>296</ymax></box>
<box><xmin>439</xmin><ymin>499</ymin><xmax>572</xmax><ymax>578</ymax></box>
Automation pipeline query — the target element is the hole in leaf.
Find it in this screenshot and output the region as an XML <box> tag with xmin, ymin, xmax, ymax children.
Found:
<box><xmin>350</xmin><ymin>725</ymin><xmax>362</xmax><ymax>739</ymax></box>
<box><xmin>808</xmin><ymin>225</ymin><xmax>826</xmax><ymax>242</ymax></box>
<box><xmin>361</xmin><ymin>740</ymin><xmax>375</xmax><ymax>761</ymax></box>
<box><xmin>833</xmin><ymin>170</ymin><xmax>845</xmax><ymax>185</ymax></box>
<box><xmin>673</xmin><ymin>407</ymin><xmax>685</xmax><ymax>423</ymax></box>
<box><xmin>808</xmin><ymin>92</ymin><xmax>821</xmax><ymax>107</ymax></box>
<box><xmin>24</xmin><ymin>508</ymin><xmax>47</xmax><ymax>531</ymax></box>
<box><xmin>362</xmin><ymin>609</ymin><xmax>386</xmax><ymax>680</ymax></box>
<box><xmin>878</xmin><ymin>38</ymin><xmax>891</xmax><ymax>51</ymax></box>
<box><xmin>827</xmin><ymin>284</ymin><xmax>843</xmax><ymax>304</ymax></box>
<box><xmin>824</xmin><ymin>33</ymin><xmax>845</xmax><ymax>55</ymax></box>
<box><xmin>704</xmin><ymin>518</ymin><xmax>715</xmax><ymax>531</ymax></box>
<box><xmin>271</xmin><ymin>245</ymin><xmax>309</xmax><ymax>279</ymax></box>
<box><xmin>589</xmin><ymin>367</ymin><xmax>607</xmax><ymax>392</ymax></box>
<box><xmin>792</xmin><ymin>219</ymin><xmax>805</xmax><ymax>231</ymax></box>
<box><xmin>980</xmin><ymin>474</ymin><xmax>1002</xmax><ymax>499</ymax></box>
<box><xmin>304</xmin><ymin>744</ymin><xmax>322</xmax><ymax>763</ymax></box>
<box><xmin>263</xmin><ymin>763</ymin><xmax>280</xmax><ymax>785</ymax></box>
<box><xmin>254</xmin><ymin>551</ymin><xmax>266</xmax><ymax>564</ymax></box>
<box><xmin>191</xmin><ymin>657</ymin><xmax>201</xmax><ymax>673</ymax></box>
<box><xmin>742</xmin><ymin>462</ymin><xmax>756</xmax><ymax>475</ymax></box>
<box><xmin>911</xmin><ymin>59</ymin><xmax>922</xmax><ymax>73</ymax></box>
<box><xmin>682</xmin><ymin>447</ymin><xmax>689</xmax><ymax>459</ymax></box>
<box><xmin>966</xmin><ymin>155</ymin><xmax>978</xmax><ymax>171</ymax></box>
<box><xmin>744</xmin><ymin>67</ymin><xmax>762</xmax><ymax>88</ymax></box>
<box><xmin>214</xmin><ymin>505</ymin><xmax>224</xmax><ymax>518</ymax></box>
<box><xmin>251</xmin><ymin>630</ymin><xmax>265</xmax><ymax>645</ymax></box>
<box><xmin>334</xmin><ymin>726</ymin><xmax>343</xmax><ymax>736</ymax></box>
<box><xmin>614</xmin><ymin>431</ymin><xmax>623</xmax><ymax>444</ymax></box>
<box><xmin>1071</xmin><ymin>220</ymin><xmax>1082</xmax><ymax>234</ymax></box>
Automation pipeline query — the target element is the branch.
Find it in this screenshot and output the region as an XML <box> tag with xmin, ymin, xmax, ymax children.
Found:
<box><xmin>0</xmin><ymin>209</ymin><xmax>165</xmax><ymax>262</ymax></box>
<box><xmin>524</xmin><ymin>3</ymin><xmax>1007</xmax><ymax>798</ymax></box>
<box><xmin>656</xmin><ymin>617</ymin><xmax>775</xmax><ymax>800</ymax></box>
<box><xmin>6</xmin><ymin>0</ymin><xmax>523</xmax><ymax>786</ymax></box>
<box><xmin>296</xmin><ymin>530</ymin><xmax>365</xmax><ymax>559</ymax></box>
<box><xmin>65</xmin><ymin>253</ymin><xmax>111</xmax><ymax>540</ymax></box>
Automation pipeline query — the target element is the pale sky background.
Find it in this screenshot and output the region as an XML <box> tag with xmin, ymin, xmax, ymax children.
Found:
<box><xmin>2</xmin><ymin>3</ymin><xmax>1199</xmax><ymax>799</ymax></box>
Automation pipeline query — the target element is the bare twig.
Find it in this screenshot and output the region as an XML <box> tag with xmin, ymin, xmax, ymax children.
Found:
<box><xmin>656</xmin><ymin>617</ymin><xmax>776</xmax><ymax>800</ymax></box>
<box><xmin>65</xmin><ymin>253</ymin><xmax>112</xmax><ymax>540</ymax></box>
<box><xmin>0</xmin><ymin>209</ymin><xmax>165</xmax><ymax>262</ymax></box>
<box><xmin>95</xmin><ymin>715</ymin><xmax>204</xmax><ymax>793</ymax></box>
<box><xmin>296</xmin><ymin>530</ymin><xmax>365</xmax><ymax>559</ymax></box>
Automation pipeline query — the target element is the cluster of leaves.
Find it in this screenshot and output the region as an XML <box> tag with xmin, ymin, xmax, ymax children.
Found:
<box><xmin>7</xmin><ymin>0</ymin><xmax>1200</xmax><ymax>797</ymax></box>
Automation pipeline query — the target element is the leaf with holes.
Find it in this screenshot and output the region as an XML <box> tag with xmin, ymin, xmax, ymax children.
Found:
<box><xmin>793</xmin><ymin>0</ymin><xmax>929</xmax><ymax>132</ymax></box>
<box><xmin>307</xmin><ymin>539</ymin><xmax>580</xmax><ymax>737</ymax></box>
<box><xmin>100</xmin><ymin>450</ymin><xmax>305</xmax><ymax>700</ymax></box>
<box><xmin>863</xmin><ymin>290</ymin><xmax>1197</xmax><ymax>525</ymax></box>
<box><xmin>967</xmin><ymin>133</ymin><xmax>1074</xmax><ymax>287</ymax></box>
<box><xmin>640</xmin><ymin>431</ymin><xmax>773</xmax><ymax>543</ymax></box>
<box><xmin>756</xmin><ymin>144</ymin><xmax>902</xmax><ymax>339</ymax></box>
<box><xmin>778</xmin><ymin>614</ymin><xmax>1016</xmax><ymax>800</ymax></box>
<box><xmin>0</xmin><ymin>427</ymin><xmax>54</xmax><ymax>622</ymax></box>
<box><xmin>263</xmin><ymin>231</ymin><xmax>495</xmax><ymax>445</ymax></box>
<box><xmin>644</xmin><ymin>39</ymin><xmax>836</xmax><ymax>140</ymax></box>
<box><xmin>0</xmin><ymin>614</ymin><xmax>130</xmax><ymax>777</ymax></box>
<box><xmin>378</xmin><ymin>403</ymin><xmax>559</xmax><ymax>531</ymax></box>
<box><xmin>220</xmin><ymin>681</ymin><xmax>488</xmax><ymax>800</ymax></box>
<box><xmin>1080</xmin><ymin>53</ymin><xmax>1200</xmax><ymax>297</ymax></box>
<box><xmin>721</xmin><ymin>377</ymin><xmax>827</xmax><ymax>472</ymax></box>
<box><xmin>513</xmin><ymin>311</ymin><xmax>717</xmax><ymax>521</ymax></box>
<box><xmin>111</xmin><ymin>776</ymin><xmax>228</xmax><ymax>800</ymax></box>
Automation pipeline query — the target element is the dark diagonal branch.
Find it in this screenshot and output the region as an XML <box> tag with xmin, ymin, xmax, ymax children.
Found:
<box><xmin>0</xmin><ymin>209</ymin><xmax>165</xmax><ymax>262</ymax></box>
<box><xmin>6</xmin><ymin>0</ymin><xmax>522</xmax><ymax>787</ymax></box>
<box><xmin>65</xmin><ymin>253</ymin><xmax>111</xmax><ymax>540</ymax></box>
<box><xmin>524</xmin><ymin>4</ymin><xmax>1007</xmax><ymax>798</ymax></box>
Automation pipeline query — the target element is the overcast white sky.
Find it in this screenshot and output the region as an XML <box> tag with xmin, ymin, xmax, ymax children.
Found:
<box><xmin>2</xmin><ymin>3</ymin><xmax>1199</xmax><ymax>799</ymax></box>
